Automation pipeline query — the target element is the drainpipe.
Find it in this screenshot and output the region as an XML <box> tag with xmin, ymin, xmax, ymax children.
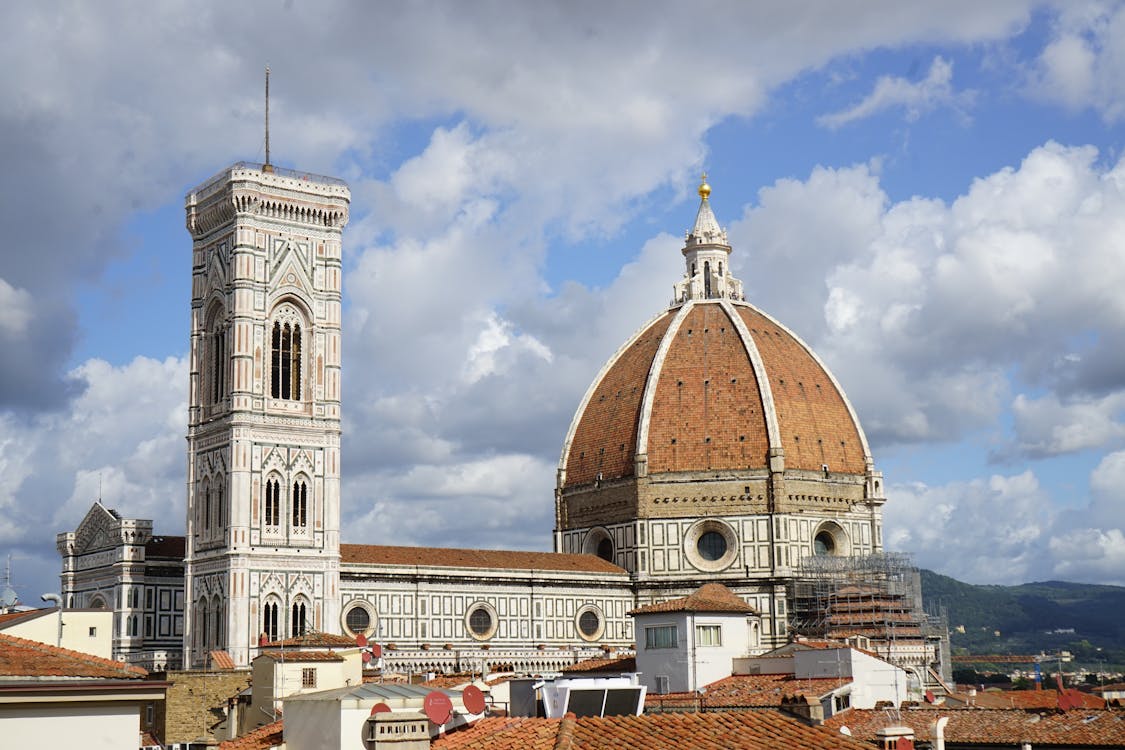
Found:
<box><xmin>934</xmin><ymin>716</ymin><xmax>949</xmax><ymax>750</ymax></box>
<box><xmin>41</xmin><ymin>593</ymin><xmax>63</xmax><ymax>647</ymax></box>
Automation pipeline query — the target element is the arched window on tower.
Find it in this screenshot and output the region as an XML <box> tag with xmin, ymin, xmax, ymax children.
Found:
<box><xmin>210</xmin><ymin>320</ymin><xmax>226</xmax><ymax>404</ymax></box>
<box><xmin>263</xmin><ymin>600</ymin><xmax>280</xmax><ymax>643</ymax></box>
<box><xmin>264</xmin><ymin>478</ymin><xmax>281</xmax><ymax>528</ymax></box>
<box><xmin>201</xmin><ymin>480</ymin><xmax>211</xmax><ymax>533</ymax></box>
<box><xmin>704</xmin><ymin>261</ymin><xmax>712</xmax><ymax>298</ymax></box>
<box><xmin>212</xmin><ymin>594</ymin><xmax>223</xmax><ymax>650</ymax></box>
<box><xmin>271</xmin><ymin>320</ymin><xmax>302</xmax><ymax>400</ymax></box>
<box><xmin>292</xmin><ymin>600</ymin><xmax>307</xmax><ymax>637</ymax></box>
<box><xmin>292</xmin><ymin>479</ymin><xmax>308</xmax><ymax>529</ymax></box>
<box><xmin>216</xmin><ymin>484</ymin><xmax>224</xmax><ymax>532</ymax></box>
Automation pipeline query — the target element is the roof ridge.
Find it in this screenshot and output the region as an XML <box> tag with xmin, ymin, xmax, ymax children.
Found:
<box><xmin>0</xmin><ymin>632</ymin><xmax>147</xmax><ymax>677</ymax></box>
<box><xmin>553</xmin><ymin>712</ymin><xmax>578</xmax><ymax>750</ymax></box>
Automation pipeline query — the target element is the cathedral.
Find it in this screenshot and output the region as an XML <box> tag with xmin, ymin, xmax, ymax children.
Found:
<box><xmin>57</xmin><ymin>157</ymin><xmax>923</xmax><ymax>681</ymax></box>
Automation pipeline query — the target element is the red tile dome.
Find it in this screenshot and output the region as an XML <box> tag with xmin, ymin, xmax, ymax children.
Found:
<box><xmin>559</xmin><ymin>298</ymin><xmax>871</xmax><ymax>489</ymax></box>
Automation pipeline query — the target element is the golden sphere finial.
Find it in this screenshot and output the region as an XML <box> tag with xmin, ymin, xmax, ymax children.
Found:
<box><xmin>698</xmin><ymin>172</ymin><xmax>711</xmax><ymax>199</ymax></box>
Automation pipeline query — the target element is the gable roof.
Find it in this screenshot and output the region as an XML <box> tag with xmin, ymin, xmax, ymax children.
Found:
<box><xmin>946</xmin><ymin>687</ymin><xmax>1105</xmax><ymax>710</ymax></box>
<box><xmin>629</xmin><ymin>583</ymin><xmax>757</xmax><ymax>616</ymax></box>
<box><xmin>257</xmin><ymin>650</ymin><xmax>343</xmax><ymax>663</ymax></box>
<box><xmin>0</xmin><ymin>608</ymin><xmax>51</xmax><ymax>628</ymax></box>
<box><xmin>432</xmin><ymin>709</ymin><xmax>874</xmax><ymax>749</ymax></box>
<box><xmin>341</xmin><ymin>544</ymin><xmax>627</xmax><ymax>575</ymax></box>
<box><xmin>562</xmin><ymin>655</ymin><xmax>637</xmax><ymax>674</ymax></box>
<box><xmin>0</xmin><ymin>633</ymin><xmax>147</xmax><ymax>680</ymax></box>
<box><xmin>646</xmin><ymin>673</ymin><xmax>852</xmax><ymax>710</ymax></box>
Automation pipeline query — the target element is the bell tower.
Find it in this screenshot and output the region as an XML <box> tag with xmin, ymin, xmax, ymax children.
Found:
<box><xmin>183</xmin><ymin>161</ymin><xmax>349</xmax><ymax>667</ymax></box>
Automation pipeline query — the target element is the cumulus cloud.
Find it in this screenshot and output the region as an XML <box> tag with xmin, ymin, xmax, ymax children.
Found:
<box><xmin>1029</xmin><ymin>2</ymin><xmax>1125</xmax><ymax>121</ymax></box>
<box><xmin>818</xmin><ymin>57</ymin><xmax>972</xmax><ymax>128</ymax></box>
<box><xmin>1006</xmin><ymin>391</ymin><xmax>1125</xmax><ymax>458</ymax></box>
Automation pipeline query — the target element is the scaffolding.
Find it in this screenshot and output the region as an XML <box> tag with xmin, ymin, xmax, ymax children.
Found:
<box><xmin>788</xmin><ymin>553</ymin><xmax>952</xmax><ymax>689</ymax></box>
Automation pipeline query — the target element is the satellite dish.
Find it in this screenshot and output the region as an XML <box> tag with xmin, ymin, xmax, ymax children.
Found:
<box><xmin>372</xmin><ymin>643</ymin><xmax>383</xmax><ymax>658</ymax></box>
<box><xmin>898</xmin><ymin>739</ymin><xmax>914</xmax><ymax>750</ymax></box>
<box><xmin>423</xmin><ymin>691</ymin><xmax>454</xmax><ymax>725</ymax></box>
<box><xmin>924</xmin><ymin>690</ymin><xmax>935</xmax><ymax>703</ymax></box>
<box><xmin>363</xmin><ymin>651</ymin><xmax>373</xmax><ymax>664</ymax></box>
<box><xmin>258</xmin><ymin>633</ymin><xmax>268</xmax><ymax>647</ymax></box>
<box><xmin>370</xmin><ymin>702</ymin><xmax>391</xmax><ymax>715</ymax></box>
<box><xmin>356</xmin><ymin>633</ymin><xmax>368</xmax><ymax>648</ymax></box>
<box><xmin>462</xmin><ymin>684</ymin><xmax>487</xmax><ymax>715</ymax></box>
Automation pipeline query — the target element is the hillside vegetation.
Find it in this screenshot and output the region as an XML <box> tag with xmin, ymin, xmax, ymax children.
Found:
<box><xmin>920</xmin><ymin>570</ymin><xmax>1125</xmax><ymax>668</ymax></box>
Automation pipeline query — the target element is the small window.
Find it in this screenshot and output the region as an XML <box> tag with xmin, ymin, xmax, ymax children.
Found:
<box><xmin>596</xmin><ymin>537</ymin><xmax>613</xmax><ymax>562</ymax></box>
<box><xmin>468</xmin><ymin>606</ymin><xmax>493</xmax><ymax>638</ymax></box>
<box><xmin>644</xmin><ymin>625</ymin><xmax>677</xmax><ymax>650</ymax></box>
<box><xmin>345</xmin><ymin>605</ymin><xmax>371</xmax><ymax>635</ymax></box>
<box><xmin>88</xmin><ymin>626</ymin><xmax>97</xmax><ymax>637</ymax></box>
<box><xmin>834</xmin><ymin>693</ymin><xmax>851</xmax><ymax>712</ymax></box>
<box><xmin>302</xmin><ymin>668</ymin><xmax>317</xmax><ymax>688</ymax></box>
<box><xmin>578</xmin><ymin>610</ymin><xmax>600</xmax><ymax>638</ymax></box>
<box><xmin>695</xmin><ymin>624</ymin><xmax>722</xmax><ymax>647</ymax></box>
<box><xmin>697</xmin><ymin>531</ymin><xmax>727</xmax><ymax>561</ymax></box>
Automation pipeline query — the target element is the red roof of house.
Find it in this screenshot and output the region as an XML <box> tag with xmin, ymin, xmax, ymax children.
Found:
<box><xmin>824</xmin><ymin>707</ymin><xmax>1125</xmax><ymax>747</ymax></box>
<box><xmin>210</xmin><ymin>650</ymin><xmax>236</xmax><ymax>670</ymax></box>
<box><xmin>0</xmin><ymin>608</ymin><xmax>48</xmax><ymax>627</ymax></box>
<box><xmin>0</xmin><ymin>633</ymin><xmax>147</xmax><ymax>679</ymax></box>
<box><xmin>262</xmin><ymin>632</ymin><xmax>357</xmax><ymax>649</ymax></box>
<box><xmin>947</xmin><ymin>688</ymin><xmax>1106</xmax><ymax>710</ymax></box>
<box><xmin>629</xmin><ymin>583</ymin><xmax>757</xmax><ymax>616</ymax></box>
<box><xmin>218</xmin><ymin>719</ymin><xmax>284</xmax><ymax>750</ymax></box>
<box><xmin>433</xmin><ymin>709</ymin><xmax>873</xmax><ymax>749</ymax></box>
<box><xmin>256</xmin><ymin>650</ymin><xmax>343</xmax><ymax>663</ymax></box>
<box><xmin>562</xmin><ymin>655</ymin><xmax>637</xmax><ymax>674</ymax></box>
<box><xmin>340</xmin><ymin>544</ymin><xmax>626</xmax><ymax>574</ymax></box>
<box><xmin>646</xmin><ymin>673</ymin><xmax>852</xmax><ymax>709</ymax></box>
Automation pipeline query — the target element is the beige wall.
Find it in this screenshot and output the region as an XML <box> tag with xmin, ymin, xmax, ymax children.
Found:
<box><xmin>0</xmin><ymin>609</ymin><xmax>113</xmax><ymax>660</ymax></box>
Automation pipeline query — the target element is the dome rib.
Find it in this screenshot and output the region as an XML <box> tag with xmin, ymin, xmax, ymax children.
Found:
<box><xmin>634</xmin><ymin>302</ymin><xmax>694</xmax><ymax>466</ymax></box>
<box><xmin>720</xmin><ymin>298</ymin><xmax>782</xmax><ymax>456</ymax></box>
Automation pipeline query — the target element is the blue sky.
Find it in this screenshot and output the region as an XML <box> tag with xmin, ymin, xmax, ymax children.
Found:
<box><xmin>3</xmin><ymin>1</ymin><xmax>1125</xmax><ymax>602</ymax></box>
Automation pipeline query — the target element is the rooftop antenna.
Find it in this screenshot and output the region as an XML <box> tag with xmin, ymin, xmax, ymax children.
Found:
<box><xmin>263</xmin><ymin>65</ymin><xmax>274</xmax><ymax>173</ymax></box>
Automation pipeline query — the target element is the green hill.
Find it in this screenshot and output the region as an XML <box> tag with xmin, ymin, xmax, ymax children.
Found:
<box><xmin>920</xmin><ymin>570</ymin><xmax>1125</xmax><ymax>668</ymax></box>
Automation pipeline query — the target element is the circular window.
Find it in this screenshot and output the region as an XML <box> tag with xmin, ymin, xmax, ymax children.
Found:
<box><xmin>341</xmin><ymin>600</ymin><xmax>376</xmax><ymax>637</ymax></box>
<box><xmin>813</xmin><ymin>531</ymin><xmax>835</xmax><ymax>556</ymax></box>
<box><xmin>697</xmin><ymin>531</ymin><xmax>727</xmax><ymax>561</ymax></box>
<box><xmin>465</xmin><ymin>602</ymin><xmax>498</xmax><ymax>640</ymax></box>
<box><xmin>683</xmin><ymin>520</ymin><xmax>738</xmax><ymax>572</ymax></box>
<box><xmin>575</xmin><ymin>605</ymin><xmax>605</xmax><ymax>641</ymax></box>
<box><xmin>596</xmin><ymin>538</ymin><xmax>614</xmax><ymax>561</ymax></box>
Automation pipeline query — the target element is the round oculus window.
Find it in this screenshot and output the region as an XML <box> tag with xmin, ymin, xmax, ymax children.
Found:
<box><xmin>468</xmin><ymin>606</ymin><xmax>493</xmax><ymax>638</ymax></box>
<box><xmin>345</xmin><ymin>605</ymin><xmax>371</xmax><ymax>634</ymax></box>
<box><xmin>578</xmin><ymin>610</ymin><xmax>600</xmax><ymax>637</ymax></box>
<box><xmin>697</xmin><ymin>530</ymin><xmax>728</xmax><ymax>561</ymax></box>
<box><xmin>814</xmin><ymin>531</ymin><xmax>835</xmax><ymax>556</ymax></box>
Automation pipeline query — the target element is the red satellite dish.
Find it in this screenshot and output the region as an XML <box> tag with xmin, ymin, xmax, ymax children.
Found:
<box><xmin>898</xmin><ymin>739</ymin><xmax>914</xmax><ymax>750</ymax></box>
<box><xmin>924</xmin><ymin>690</ymin><xmax>935</xmax><ymax>703</ymax></box>
<box><xmin>462</xmin><ymin>685</ymin><xmax>487</xmax><ymax>715</ymax></box>
<box><xmin>423</xmin><ymin>691</ymin><xmax>454</xmax><ymax>725</ymax></box>
<box><xmin>370</xmin><ymin>702</ymin><xmax>391</xmax><ymax>715</ymax></box>
<box><xmin>356</xmin><ymin>633</ymin><xmax>368</xmax><ymax>648</ymax></box>
<box><xmin>258</xmin><ymin>633</ymin><xmax>268</xmax><ymax>647</ymax></box>
<box><xmin>371</xmin><ymin>643</ymin><xmax>383</xmax><ymax>658</ymax></box>
<box><xmin>362</xmin><ymin>651</ymin><xmax>373</xmax><ymax>664</ymax></box>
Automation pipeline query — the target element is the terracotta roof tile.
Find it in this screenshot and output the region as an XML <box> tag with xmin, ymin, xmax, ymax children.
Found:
<box><xmin>629</xmin><ymin>583</ymin><xmax>756</xmax><ymax>615</ymax></box>
<box><xmin>0</xmin><ymin>608</ymin><xmax>48</xmax><ymax>627</ymax></box>
<box><xmin>434</xmin><ymin>709</ymin><xmax>874</xmax><ymax>749</ymax></box>
<box><xmin>340</xmin><ymin>544</ymin><xmax>626</xmax><ymax>574</ymax></box>
<box><xmin>209</xmin><ymin>650</ymin><xmax>236</xmax><ymax>670</ymax></box>
<box><xmin>646</xmin><ymin>673</ymin><xmax>851</xmax><ymax>709</ymax></box>
<box><xmin>0</xmin><ymin>632</ymin><xmax>147</xmax><ymax>679</ymax></box>
<box><xmin>262</xmin><ymin>632</ymin><xmax>357</xmax><ymax>648</ymax></box>
<box><xmin>824</xmin><ymin>706</ymin><xmax>1125</xmax><ymax>747</ymax></box>
<box><xmin>218</xmin><ymin>719</ymin><xmax>284</xmax><ymax>750</ymax></box>
<box><xmin>562</xmin><ymin>656</ymin><xmax>637</xmax><ymax>674</ymax></box>
<box><xmin>947</xmin><ymin>688</ymin><xmax>1105</xmax><ymax>710</ymax></box>
<box><xmin>256</xmin><ymin>650</ymin><xmax>343</xmax><ymax>663</ymax></box>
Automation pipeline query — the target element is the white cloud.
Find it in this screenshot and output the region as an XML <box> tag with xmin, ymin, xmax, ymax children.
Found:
<box><xmin>0</xmin><ymin>278</ymin><xmax>32</xmax><ymax>336</ymax></box>
<box><xmin>818</xmin><ymin>57</ymin><xmax>970</xmax><ymax>129</ymax></box>
<box><xmin>1009</xmin><ymin>391</ymin><xmax>1125</xmax><ymax>458</ymax></box>
<box><xmin>886</xmin><ymin>471</ymin><xmax>1053</xmax><ymax>583</ymax></box>
<box><xmin>1029</xmin><ymin>2</ymin><xmax>1125</xmax><ymax>121</ymax></box>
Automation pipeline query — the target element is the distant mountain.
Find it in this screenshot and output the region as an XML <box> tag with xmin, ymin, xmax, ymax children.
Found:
<box><xmin>920</xmin><ymin>570</ymin><xmax>1125</xmax><ymax>668</ymax></box>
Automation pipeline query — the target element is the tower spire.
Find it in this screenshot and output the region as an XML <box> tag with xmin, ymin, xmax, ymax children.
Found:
<box><xmin>263</xmin><ymin>66</ymin><xmax>274</xmax><ymax>173</ymax></box>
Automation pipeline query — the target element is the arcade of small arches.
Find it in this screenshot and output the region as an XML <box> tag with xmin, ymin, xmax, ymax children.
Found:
<box><xmin>260</xmin><ymin>595</ymin><xmax>312</xmax><ymax>643</ymax></box>
<box><xmin>263</xmin><ymin>475</ymin><xmax>310</xmax><ymax>531</ymax></box>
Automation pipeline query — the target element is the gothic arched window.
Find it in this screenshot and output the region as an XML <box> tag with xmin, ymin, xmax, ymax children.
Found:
<box><xmin>292</xmin><ymin>479</ymin><xmax>308</xmax><ymax>529</ymax></box>
<box><xmin>292</xmin><ymin>600</ymin><xmax>307</xmax><ymax>637</ymax></box>
<box><xmin>211</xmin><ymin>321</ymin><xmax>226</xmax><ymax>404</ymax></box>
<box><xmin>704</xmin><ymin>260</ymin><xmax>712</xmax><ymax>298</ymax></box>
<box><xmin>270</xmin><ymin>319</ymin><xmax>302</xmax><ymax>400</ymax></box>
<box><xmin>264</xmin><ymin>477</ymin><xmax>281</xmax><ymax>528</ymax></box>
<box><xmin>202</xmin><ymin>480</ymin><xmax>211</xmax><ymax>532</ymax></box>
<box><xmin>263</xmin><ymin>600</ymin><xmax>280</xmax><ymax>643</ymax></box>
